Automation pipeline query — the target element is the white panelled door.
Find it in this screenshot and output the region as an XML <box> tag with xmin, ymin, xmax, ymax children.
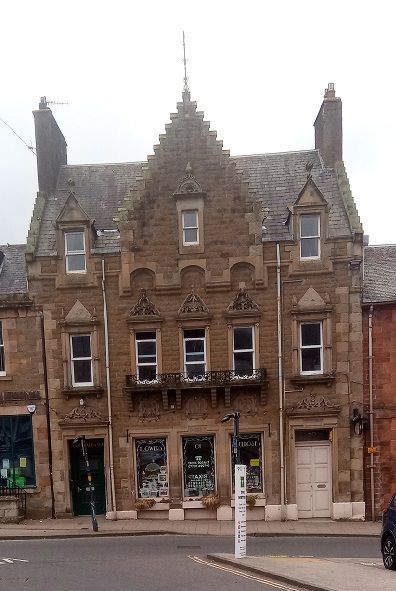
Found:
<box><xmin>296</xmin><ymin>442</ymin><xmax>331</xmax><ymax>518</ymax></box>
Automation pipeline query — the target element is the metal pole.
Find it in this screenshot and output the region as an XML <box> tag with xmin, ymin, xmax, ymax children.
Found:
<box><xmin>80</xmin><ymin>436</ymin><xmax>98</xmax><ymax>532</ymax></box>
<box><xmin>232</xmin><ymin>412</ymin><xmax>240</xmax><ymax>465</ymax></box>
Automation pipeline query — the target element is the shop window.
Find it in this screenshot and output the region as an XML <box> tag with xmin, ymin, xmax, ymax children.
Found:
<box><xmin>0</xmin><ymin>415</ymin><xmax>36</xmax><ymax>487</ymax></box>
<box><xmin>300</xmin><ymin>322</ymin><xmax>323</xmax><ymax>374</ymax></box>
<box><xmin>135</xmin><ymin>331</ymin><xmax>157</xmax><ymax>382</ymax></box>
<box><xmin>233</xmin><ymin>326</ymin><xmax>255</xmax><ymax>376</ymax></box>
<box><xmin>65</xmin><ymin>231</ymin><xmax>86</xmax><ymax>274</ymax></box>
<box><xmin>0</xmin><ymin>321</ymin><xmax>5</xmax><ymax>375</ymax></box>
<box><xmin>183</xmin><ymin>329</ymin><xmax>206</xmax><ymax>378</ymax></box>
<box><xmin>231</xmin><ymin>433</ymin><xmax>263</xmax><ymax>493</ymax></box>
<box><xmin>300</xmin><ymin>214</ymin><xmax>320</xmax><ymax>260</ymax></box>
<box><xmin>70</xmin><ymin>334</ymin><xmax>93</xmax><ymax>386</ymax></box>
<box><xmin>182</xmin><ymin>210</ymin><xmax>199</xmax><ymax>245</ymax></box>
<box><xmin>182</xmin><ymin>435</ymin><xmax>215</xmax><ymax>498</ymax></box>
<box><xmin>135</xmin><ymin>438</ymin><xmax>168</xmax><ymax>499</ymax></box>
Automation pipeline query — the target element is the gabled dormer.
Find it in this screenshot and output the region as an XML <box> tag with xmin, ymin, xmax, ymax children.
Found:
<box><xmin>55</xmin><ymin>189</ymin><xmax>96</xmax><ymax>287</ymax></box>
<box><xmin>289</xmin><ymin>173</ymin><xmax>332</xmax><ymax>274</ymax></box>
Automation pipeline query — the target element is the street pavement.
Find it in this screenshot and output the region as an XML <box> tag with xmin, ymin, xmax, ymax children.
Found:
<box><xmin>0</xmin><ymin>534</ymin><xmax>383</xmax><ymax>591</ymax></box>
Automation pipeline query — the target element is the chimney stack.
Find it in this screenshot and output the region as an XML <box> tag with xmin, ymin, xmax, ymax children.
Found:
<box><xmin>33</xmin><ymin>97</ymin><xmax>67</xmax><ymax>193</ymax></box>
<box><xmin>314</xmin><ymin>83</ymin><xmax>342</xmax><ymax>168</ymax></box>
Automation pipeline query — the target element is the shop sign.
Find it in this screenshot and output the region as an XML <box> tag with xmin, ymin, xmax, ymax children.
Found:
<box><xmin>235</xmin><ymin>464</ymin><xmax>247</xmax><ymax>559</ymax></box>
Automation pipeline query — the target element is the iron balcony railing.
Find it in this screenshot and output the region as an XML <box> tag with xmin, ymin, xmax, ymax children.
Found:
<box><xmin>125</xmin><ymin>368</ymin><xmax>267</xmax><ymax>389</ymax></box>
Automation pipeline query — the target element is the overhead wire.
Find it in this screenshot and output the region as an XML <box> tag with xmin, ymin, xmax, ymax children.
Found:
<box><xmin>0</xmin><ymin>115</ymin><xmax>36</xmax><ymax>156</ymax></box>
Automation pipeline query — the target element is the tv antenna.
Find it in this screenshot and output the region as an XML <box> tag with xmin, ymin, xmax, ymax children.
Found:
<box><xmin>39</xmin><ymin>96</ymin><xmax>68</xmax><ymax>109</ymax></box>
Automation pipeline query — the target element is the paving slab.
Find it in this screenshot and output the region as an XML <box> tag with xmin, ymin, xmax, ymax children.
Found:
<box><xmin>208</xmin><ymin>553</ymin><xmax>394</xmax><ymax>591</ymax></box>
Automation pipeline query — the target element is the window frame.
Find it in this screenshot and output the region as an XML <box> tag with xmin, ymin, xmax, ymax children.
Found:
<box><xmin>182</xmin><ymin>210</ymin><xmax>199</xmax><ymax>246</ymax></box>
<box><xmin>299</xmin><ymin>321</ymin><xmax>323</xmax><ymax>375</ymax></box>
<box><xmin>183</xmin><ymin>329</ymin><xmax>207</xmax><ymax>378</ymax></box>
<box><xmin>232</xmin><ymin>325</ymin><xmax>255</xmax><ymax>376</ymax></box>
<box><xmin>230</xmin><ymin>432</ymin><xmax>264</xmax><ymax>494</ymax></box>
<box><xmin>0</xmin><ymin>320</ymin><xmax>5</xmax><ymax>376</ymax></box>
<box><xmin>182</xmin><ymin>434</ymin><xmax>216</xmax><ymax>500</ymax></box>
<box><xmin>0</xmin><ymin>415</ymin><xmax>36</xmax><ymax>487</ymax></box>
<box><xmin>65</xmin><ymin>231</ymin><xmax>87</xmax><ymax>274</ymax></box>
<box><xmin>70</xmin><ymin>333</ymin><xmax>94</xmax><ymax>387</ymax></box>
<box><xmin>135</xmin><ymin>331</ymin><xmax>158</xmax><ymax>383</ymax></box>
<box><xmin>299</xmin><ymin>214</ymin><xmax>321</xmax><ymax>261</ymax></box>
<box><xmin>135</xmin><ymin>437</ymin><xmax>168</xmax><ymax>500</ymax></box>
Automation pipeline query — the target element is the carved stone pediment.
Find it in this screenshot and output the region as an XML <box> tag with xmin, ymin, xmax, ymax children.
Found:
<box><xmin>130</xmin><ymin>289</ymin><xmax>160</xmax><ymax>317</ymax></box>
<box><xmin>173</xmin><ymin>162</ymin><xmax>204</xmax><ymax>195</ymax></box>
<box><xmin>178</xmin><ymin>288</ymin><xmax>209</xmax><ymax>315</ymax></box>
<box><xmin>59</xmin><ymin>405</ymin><xmax>104</xmax><ymax>424</ymax></box>
<box><xmin>64</xmin><ymin>300</ymin><xmax>94</xmax><ymax>325</ymax></box>
<box><xmin>227</xmin><ymin>287</ymin><xmax>259</xmax><ymax>312</ymax></box>
<box><xmin>295</xmin><ymin>394</ymin><xmax>340</xmax><ymax>411</ymax></box>
<box><xmin>292</xmin><ymin>287</ymin><xmax>331</xmax><ymax>313</ymax></box>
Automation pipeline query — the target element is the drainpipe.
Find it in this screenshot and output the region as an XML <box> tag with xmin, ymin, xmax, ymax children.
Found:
<box><xmin>368</xmin><ymin>305</ymin><xmax>375</xmax><ymax>521</ymax></box>
<box><xmin>101</xmin><ymin>259</ymin><xmax>117</xmax><ymax>518</ymax></box>
<box><xmin>276</xmin><ymin>243</ymin><xmax>286</xmax><ymax>520</ymax></box>
<box><xmin>40</xmin><ymin>312</ymin><xmax>56</xmax><ymax>519</ymax></box>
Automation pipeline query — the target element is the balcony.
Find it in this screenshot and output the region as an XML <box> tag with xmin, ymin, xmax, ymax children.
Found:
<box><xmin>124</xmin><ymin>369</ymin><xmax>269</xmax><ymax>409</ymax></box>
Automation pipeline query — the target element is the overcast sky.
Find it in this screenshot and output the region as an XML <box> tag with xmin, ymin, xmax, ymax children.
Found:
<box><xmin>0</xmin><ymin>0</ymin><xmax>394</xmax><ymax>246</ymax></box>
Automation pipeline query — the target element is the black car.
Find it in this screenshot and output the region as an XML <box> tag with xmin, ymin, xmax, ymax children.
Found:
<box><xmin>381</xmin><ymin>493</ymin><xmax>396</xmax><ymax>569</ymax></box>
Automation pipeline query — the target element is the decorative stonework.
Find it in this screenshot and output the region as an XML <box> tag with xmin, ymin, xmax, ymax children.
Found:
<box><xmin>174</xmin><ymin>162</ymin><xmax>203</xmax><ymax>195</ymax></box>
<box><xmin>60</xmin><ymin>405</ymin><xmax>103</xmax><ymax>423</ymax></box>
<box><xmin>185</xmin><ymin>396</ymin><xmax>208</xmax><ymax>420</ymax></box>
<box><xmin>234</xmin><ymin>394</ymin><xmax>257</xmax><ymax>415</ymax></box>
<box><xmin>64</xmin><ymin>300</ymin><xmax>94</xmax><ymax>324</ymax></box>
<box><xmin>296</xmin><ymin>394</ymin><xmax>340</xmax><ymax>411</ymax></box>
<box><xmin>227</xmin><ymin>287</ymin><xmax>259</xmax><ymax>312</ymax></box>
<box><xmin>138</xmin><ymin>399</ymin><xmax>160</xmax><ymax>422</ymax></box>
<box><xmin>129</xmin><ymin>289</ymin><xmax>160</xmax><ymax>316</ymax></box>
<box><xmin>292</xmin><ymin>287</ymin><xmax>331</xmax><ymax>313</ymax></box>
<box><xmin>178</xmin><ymin>288</ymin><xmax>209</xmax><ymax>314</ymax></box>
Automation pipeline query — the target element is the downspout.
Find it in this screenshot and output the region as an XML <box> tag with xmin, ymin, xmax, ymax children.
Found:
<box><xmin>276</xmin><ymin>243</ymin><xmax>286</xmax><ymax>520</ymax></box>
<box><xmin>368</xmin><ymin>304</ymin><xmax>375</xmax><ymax>520</ymax></box>
<box><xmin>40</xmin><ymin>312</ymin><xmax>56</xmax><ymax>519</ymax></box>
<box><xmin>101</xmin><ymin>259</ymin><xmax>117</xmax><ymax>518</ymax></box>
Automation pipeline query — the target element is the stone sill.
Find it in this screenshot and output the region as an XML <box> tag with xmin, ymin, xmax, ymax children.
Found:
<box><xmin>182</xmin><ymin>500</ymin><xmax>206</xmax><ymax>509</ymax></box>
<box><xmin>290</xmin><ymin>374</ymin><xmax>336</xmax><ymax>387</ymax></box>
<box><xmin>62</xmin><ymin>386</ymin><xmax>104</xmax><ymax>399</ymax></box>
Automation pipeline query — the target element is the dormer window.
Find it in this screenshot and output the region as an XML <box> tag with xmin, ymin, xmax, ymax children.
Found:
<box><xmin>300</xmin><ymin>214</ymin><xmax>320</xmax><ymax>260</ymax></box>
<box><xmin>182</xmin><ymin>210</ymin><xmax>199</xmax><ymax>245</ymax></box>
<box><xmin>65</xmin><ymin>231</ymin><xmax>86</xmax><ymax>273</ymax></box>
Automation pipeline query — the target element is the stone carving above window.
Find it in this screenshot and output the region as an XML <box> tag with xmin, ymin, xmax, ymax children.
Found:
<box><xmin>296</xmin><ymin>393</ymin><xmax>340</xmax><ymax>411</ymax></box>
<box><xmin>185</xmin><ymin>395</ymin><xmax>208</xmax><ymax>420</ymax></box>
<box><xmin>227</xmin><ymin>287</ymin><xmax>259</xmax><ymax>312</ymax></box>
<box><xmin>60</xmin><ymin>405</ymin><xmax>103</xmax><ymax>423</ymax></box>
<box><xmin>62</xmin><ymin>300</ymin><xmax>96</xmax><ymax>325</ymax></box>
<box><xmin>234</xmin><ymin>393</ymin><xmax>257</xmax><ymax>415</ymax></box>
<box><xmin>178</xmin><ymin>288</ymin><xmax>209</xmax><ymax>315</ymax></box>
<box><xmin>138</xmin><ymin>398</ymin><xmax>160</xmax><ymax>422</ymax></box>
<box><xmin>129</xmin><ymin>289</ymin><xmax>160</xmax><ymax>317</ymax></box>
<box><xmin>291</xmin><ymin>287</ymin><xmax>331</xmax><ymax>313</ymax></box>
<box><xmin>174</xmin><ymin>162</ymin><xmax>203</xmax><ymax>195</ymax></box>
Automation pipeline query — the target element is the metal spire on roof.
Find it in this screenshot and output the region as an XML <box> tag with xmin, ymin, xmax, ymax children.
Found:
<box><xmin>182</xmin><ymin>31</ymin><xmax>190</xmax><ymax>101</ymax></box>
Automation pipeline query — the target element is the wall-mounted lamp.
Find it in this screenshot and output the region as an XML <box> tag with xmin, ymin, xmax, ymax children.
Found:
<box><xmin>351</xmin><ymin>408</ymin><xmax>368</xmax><ymax>435</ymax></box>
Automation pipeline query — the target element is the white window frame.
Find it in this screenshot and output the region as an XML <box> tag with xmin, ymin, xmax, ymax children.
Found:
<box><xmin>70</xmin><ymin>334</ymin><xmax>93</xmax><ymax>387</ymax></box>
<box><xmin>0</xmin><ymin>320</ymin><xmax>5</xmax><ymax>376</ymax></box>
<box><xmin>300</xmin><ymin>214</ymin><xmax>320</xmax><ymax>260</ymax></box>
<box><xmin>182</xmin><ymin>210</ymin><xmax>199</xmax><ymax>246</ymax></box>
<box><xmin>299</xmin><ymin>321</ymin><xmax>323</xmax><ymax>375</ymax></box>
<box><xmin>183</xmin><ymin>329</ymin><xmax>206</xmax><ymax>378</ymax></box>
<box><xmin>65</xmin><ymin>231</ymin><xmax>87</xmax><ymax>274</ymax></box>
<box><xmin>232</xmin><ymin>325</ymin><xmax>255</xmax><ymax>376</ymax></box>
<box><xmin>135</xmin><ymin>332</ymin><xmax>158</xmax><ymax>383</ymax></box>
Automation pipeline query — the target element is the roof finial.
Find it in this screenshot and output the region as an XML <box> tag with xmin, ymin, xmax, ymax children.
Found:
<box><xmin>182</xmin><ymin>31</ymin><xmax>190</xmax><ymax>102</ymax></box>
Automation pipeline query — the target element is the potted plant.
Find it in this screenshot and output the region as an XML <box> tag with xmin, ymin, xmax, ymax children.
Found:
<box><xmin>201</xmin><ymin>492</ymin><xmax>221</xmax><ymax>510</ymax></box>
<box><xmin>246</xmin><ymin>494</ymin><xmax>259</xmax><ymax>510</ymax></box>
<box><xmin>134</xmin><ymin>498</ymin><xmax>156</xmax><ymax>511</ymax></box>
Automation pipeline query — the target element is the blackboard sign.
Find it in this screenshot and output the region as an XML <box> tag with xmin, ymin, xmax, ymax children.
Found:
<box><xmin>182</xmin><ymin>435</ymin><xmax>215</xmax><ymax>498</ymax></box>
<box><xmin>136</xmin><ymin>438</ymin><xmax>168</xmax><ymax>498</ymax></box>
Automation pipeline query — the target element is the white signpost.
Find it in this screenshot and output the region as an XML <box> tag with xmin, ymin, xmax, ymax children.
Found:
<box><xmin>234</xmin><ymin>463</ymin><xmax>247</xmax><ymax>558</ymax></box>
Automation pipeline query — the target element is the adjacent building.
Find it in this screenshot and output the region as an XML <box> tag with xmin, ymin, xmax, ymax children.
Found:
<box><xmin>0</xmin><ymin>244</ymin><xmax>52</xmax><ymax>519</ymax></box>
<box><xmin>20</xmin><ymin>83</ymin><xmax>366</xmax><ymax>521</ymax></box>
<box><xmin>363</xmin><ymin>245</ymin><xmax>396</xmax><ymax>519</ymax></box>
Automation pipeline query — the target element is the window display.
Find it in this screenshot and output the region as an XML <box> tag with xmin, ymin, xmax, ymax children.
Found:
<box><xmin>0</xmin><ymin>415</ymin><xmax>36</xmax><ymax>487</ymax></box>
<box><xmin>183</xmin><ymin>435</ymin><xmax>215</xmax><ymax>498</ymax></box>
<box><xmin>135</xmin><ymin>438</ymin><xmax>168</xmax><ymax>498</ymax></box>
<box><xmin>231</xmin><ymin>433</ymin><xmax>263</xmax><ymax>493</ymax></box>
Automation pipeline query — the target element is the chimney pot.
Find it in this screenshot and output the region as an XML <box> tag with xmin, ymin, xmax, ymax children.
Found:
<box><xmin>324</xmin><ymin>82</ymin><xmax>336</xmax><ymax>99</ymax></box>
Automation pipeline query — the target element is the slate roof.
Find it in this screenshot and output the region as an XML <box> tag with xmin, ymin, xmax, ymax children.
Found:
<box><xmin>34</xmin><ymin>150</ymin><xmax>353</xmax><ymax>256</ymax></box>
<box><xmin>234</xmin><ymin>149</ymin><xmax>351</xmax><ymax>241</ymax></box>
<box><xmin>363</xmin><ymin>245</ymin><xmax>396</xmax><ymax>304</ymax></box>
<box><xmin>0</xmin><ymin>244</ymin><xmax>27</xmax><ymax>294</ymax></box>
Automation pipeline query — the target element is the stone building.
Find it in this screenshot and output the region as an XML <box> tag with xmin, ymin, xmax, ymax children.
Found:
<box><xmin>25</xmin><ymin>83</ymin><xmax>365</xmax><ymax>521</ymax></box>
<box><xmin>0</xmin><ymin>244</ymin><xmax>52</xmax><ymax>519</ymax></box>
<box><xmin>363</xmin><ymin>245</ymin><xmax>396</xmax><ymax>519</ymax></box>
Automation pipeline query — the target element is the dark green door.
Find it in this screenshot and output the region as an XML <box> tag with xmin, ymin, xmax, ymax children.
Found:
<box><xmin>69</xmin><ymin>438</ymin><xmax>106</xmax><ymax>516</ymax></box>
